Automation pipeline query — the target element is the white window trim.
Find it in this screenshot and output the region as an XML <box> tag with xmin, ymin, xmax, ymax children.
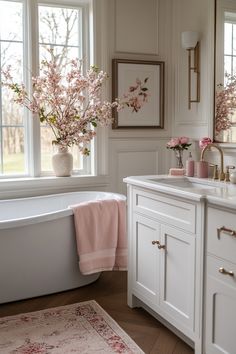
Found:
<box><xmin>0</xmin><ymin>0</ymin><xmax>96</xmax><ymax>180</ymax></box>
<box><xmin>0</xmin><ymin>174</ymin><xmax>110</xmax><ymax>199</ymax></box>
<box><xmin>0</xmin><ymin>0</ymin><xmax>111</xmax><ymax>198</ymax></box>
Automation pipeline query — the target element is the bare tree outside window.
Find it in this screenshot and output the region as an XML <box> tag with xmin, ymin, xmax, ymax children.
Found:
<box><xmin>0</xmin><ymin>2</ymin><xmax>84</xmax><ymax>175</ymax></box>
<box><xmin>0</xmin><ymin>1</ymin><xmax>25</xmax><ymax>175</ymax></box>
<box><xmin>38</xmin><ymin>5</ymin><xmax>83</xmax><ymax>172</ymax></box>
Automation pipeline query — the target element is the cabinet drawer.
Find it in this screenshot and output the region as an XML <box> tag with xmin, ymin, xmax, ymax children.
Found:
<box><xmin>207</xmin><ymin>207</ymin><xmax>236</xmax><ymax>264</ymax></box>
<box><xmin>207</xmin><ymin>255</ymin><xmax>236</xmax><ymax>289</ymax></box>
<box><xmin>133</xmin><ymin>188</ymin><xmax>196</xmax><ymax>233</ymax></box>
<box><xmin>205</xmin><ymin>255</ymin><xmax>236</xmax><ymax>354</ymax></box>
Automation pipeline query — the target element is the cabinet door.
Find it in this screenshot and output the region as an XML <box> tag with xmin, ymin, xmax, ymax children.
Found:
<box><xmin>205</xmin><ymin>256</ymin><xmax>236</xmax><ymax>354</ymax></box>
<box><xmin>131</xmin><ymin>213</ymin><xmax>160</xmax><ymax>307</ymax></box>
<box><xmin>160</xmin><ymin>225</ymin><xmax>195</xmax><ymax>331</ymax></box>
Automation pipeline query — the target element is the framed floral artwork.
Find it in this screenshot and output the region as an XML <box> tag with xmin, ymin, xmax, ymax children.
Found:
<box><xmin>112</xmin><ymin>59</ymin><xmax>164</xmax><ymax>129</ymax></box>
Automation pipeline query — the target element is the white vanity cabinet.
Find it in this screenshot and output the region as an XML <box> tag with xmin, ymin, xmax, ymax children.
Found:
<box><xmin>205</xmin><ymin>206</ymin><xmax>236</xmax><ymax>354</ymax></box>
<box><xmin>159</xmin><ymin>224</ymin><xmax>196</xmax><ymax>331</ymax></box>
<box><xmin>126</xmin><ymin>184</ymin><xmax>204</xmax><ymax>352</ymax></box>
<box><xmin>124</xmin><ymin>174</ymin><xmax>236</xmax><ymax>354</ymax></box>
<box><xmin>132</xmin><ymin>213</ymin><xmax>161</xmax><ymax>306</ymax></box>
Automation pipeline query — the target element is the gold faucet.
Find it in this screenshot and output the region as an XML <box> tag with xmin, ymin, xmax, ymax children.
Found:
<box><xmin>200</xmin><ymin>143</ymin><xmax>225</xmax><ymax>181</ymax></box>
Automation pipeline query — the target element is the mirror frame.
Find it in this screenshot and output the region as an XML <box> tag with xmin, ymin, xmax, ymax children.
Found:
<box><xmin>213</xmin><ymin>0</ymin><xmax>236</xmax><ymax>143</ymax></box>
<box><xmin>213</xmin><ymin>0</ymin><xmax>217</xmax><ymax>142</ymax></box>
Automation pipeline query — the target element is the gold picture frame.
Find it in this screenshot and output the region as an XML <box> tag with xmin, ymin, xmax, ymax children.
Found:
<box><xmin>112</xmin><ymin>59</ymin><xmax>164</xmax><ymax>129</ymax></box>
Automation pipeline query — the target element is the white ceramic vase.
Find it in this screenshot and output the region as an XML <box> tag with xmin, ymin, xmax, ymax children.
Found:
<box><xmin>52</xmin><ymin>145</ymin><xmax>73</xmax><ymax>177</ymax></box>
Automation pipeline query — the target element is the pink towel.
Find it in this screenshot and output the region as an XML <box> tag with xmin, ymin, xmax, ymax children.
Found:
<box><xmin>70</xmin><ymin>199</ymin><xmax>127</xmax><ymax>275</ymax></box>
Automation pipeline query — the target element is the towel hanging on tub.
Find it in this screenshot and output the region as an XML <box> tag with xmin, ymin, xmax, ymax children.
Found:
<box><xmin>69</xmin><ymin>199</ymin><xmax>127</xmax><ymax>275</ymax></box>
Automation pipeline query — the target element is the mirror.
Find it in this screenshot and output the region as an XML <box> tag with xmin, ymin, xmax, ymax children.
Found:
<box><xmin>215</xmin><ymin>0</ymin><xmax>236</xmax><ymax>143</ymax></box>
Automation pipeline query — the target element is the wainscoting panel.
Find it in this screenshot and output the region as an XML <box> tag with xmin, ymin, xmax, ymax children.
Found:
<box><xmin>109</xmin><ymin>138</ymin><xmax>169</xmax><ymax>194</ymax></box>
<box><xmin>172</xmin><ymin>0</ymin><xmax>215</xmax><ymax>139</ymax></box>
<box><xmin>114</xmin><ymin>0</ymin><xmax>159</xmax><ymax>55</ymax></box>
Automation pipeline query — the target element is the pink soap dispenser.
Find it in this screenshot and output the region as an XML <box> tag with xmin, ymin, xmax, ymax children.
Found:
<box><xmin>186</xmin><ymin>152</ymin><xmax>194</xmax><ymax>177</ymax></box>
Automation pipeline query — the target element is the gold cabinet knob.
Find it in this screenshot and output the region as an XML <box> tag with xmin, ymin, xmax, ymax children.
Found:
<box><xmin>158</xmin><ymin>244</ymin><xmax>166</xmax><ymax>250</ymax></box>
<box><xmin>219</xmin><ymin>267</ymin><xmax>234</xmax><ymax>277</ymax></box>
<box><xmin>151</xmin><ymin>240</ymin><xmax>160</xmax><ymax>245</ymax></box>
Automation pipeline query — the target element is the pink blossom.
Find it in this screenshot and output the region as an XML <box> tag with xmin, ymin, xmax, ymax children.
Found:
<box><xmin>199</xmin><ymin>137</ymin><xmax>212</xmax><ymax>149</ymax></box>
<box><xmin>215</xmin><ymin>74</ymin><xmax>236</xmax><ymax>136</ymax></box>
<box><xmin>1</xmin><ymin>53</ymin><xmax>149</xmax><ymax>156</ymax></box>
<box><xmin>118</xmin><ymin>77</ymin><xmax>149</xmax><ymax>113</ymax></box>
<box><xmin>167</xmin><ymin>137</ymin><xmax>180</xmax><ymax>148</ymax></box>
<box><xmin>179</xmin><ymin>136</ymin><xmax>189</xmax><ymax>144</ymax></box>
<box><xmin>166</xmin><ymin>137</ymin><xmax>191</xmax><ymax>151</ymax></box>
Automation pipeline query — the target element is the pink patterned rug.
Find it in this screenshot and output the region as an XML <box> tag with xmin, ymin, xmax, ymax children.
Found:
<box><xmin>0</xmin><ymin>300</ymin><xmax>144</xmax><ymax>354</ymax></box>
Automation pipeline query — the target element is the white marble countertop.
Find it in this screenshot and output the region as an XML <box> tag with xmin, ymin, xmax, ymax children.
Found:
<box><xmin>123</xmin><ymin>175</ymin><xmax>236</xmax><ymax>209</ymax></box>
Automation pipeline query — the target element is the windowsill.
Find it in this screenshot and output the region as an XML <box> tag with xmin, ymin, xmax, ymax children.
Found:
<box><xmin>0</xmin><ymin>175</ymin><xmax>110</xmax><ymax>199</ymax></box>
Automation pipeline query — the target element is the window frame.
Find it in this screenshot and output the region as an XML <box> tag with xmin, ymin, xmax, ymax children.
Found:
<box><xmin>0</xmin><ymin>0</ymin><xmax>93</xmax><ymax>179</ymax></box>
<box><xmin>0</xmin><ymin>0</ymin><xmax>27</xmax><ymax>177</ymax></box>
<box><xmin>221</xmin><ymin>16</ymin><xmax>236</xmax><ymax>142</ymax></box>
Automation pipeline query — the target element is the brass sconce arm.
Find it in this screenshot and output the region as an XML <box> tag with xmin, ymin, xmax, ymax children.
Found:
<box><xmin>182</xmin><ymin>31</ymin><xmax>201</xmax><ymax>110</ymax></box>
<box><xmin>187</xmin><ymin>42</ymin><xmax>200</xmax><ymax>109</ymax></box>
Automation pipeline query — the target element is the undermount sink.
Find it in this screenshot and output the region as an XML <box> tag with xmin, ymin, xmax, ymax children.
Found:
<box><xmin>148</xmin><ymin>177</ymin><xmax>223</xmax><ymax>191</ymax></box>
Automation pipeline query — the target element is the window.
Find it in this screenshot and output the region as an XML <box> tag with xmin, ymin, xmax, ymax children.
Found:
<box><xmin>224</xmin><ymin>14</ymin><xmax>236</xmax><ymax>80</ymax></box>
<box><xmin>223</xmin><ymin>13</ymin><xmax>236</xmax><ymax>142</ymax></box>
<box><xmin>0</xmin><ymin>0</ymin><xmax>92</xmax><ymax>177</ymax></box>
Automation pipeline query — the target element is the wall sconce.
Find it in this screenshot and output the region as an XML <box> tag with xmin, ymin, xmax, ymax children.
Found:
<box><xmin>181</xmin><ymin>31</ymin><xmax>200</xmax><ymax>110</ymax></box>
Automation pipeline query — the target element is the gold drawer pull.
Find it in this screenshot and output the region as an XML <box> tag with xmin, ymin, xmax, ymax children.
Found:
<box><xmin>219</xmin><ymin>267</ymin><xmax>234</xmax><ymax>277</ymax></box>
<box><xmin>151</xmin><ymin>240</ymin><xmax>160</xmax><ymax>245</ymax></box>
<box><xmin>217</xmin><ymin>226</ymin><xmax>236</xmax><ymax>239</ymax></box>
<box><xmin>158</xmin><ymin>244</ymin><xmax>166</xmax><ymax>250</ymax></box>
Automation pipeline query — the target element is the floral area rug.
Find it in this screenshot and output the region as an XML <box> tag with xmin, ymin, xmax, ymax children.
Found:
<box><xmin>0</xmin><ymin>300</ymin><xmax>144</xmax><ymax>353</ymax></box>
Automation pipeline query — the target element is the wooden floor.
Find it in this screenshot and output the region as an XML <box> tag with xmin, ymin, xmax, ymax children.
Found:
<box><xmin>0</xmin><ymin>271</ymin><xmax>194</xmax><ymax>354</ymax></box>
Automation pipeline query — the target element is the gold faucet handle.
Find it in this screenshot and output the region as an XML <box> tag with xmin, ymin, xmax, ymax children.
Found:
<box><xmin>225</xmin><ymin>165</ymin><xmax>236</xmax><ymax>182</ymax></box>
<box><xmin>209</xmin><ymin>164</ymin><xmax>219</xmax><ymax>180</ymax></box>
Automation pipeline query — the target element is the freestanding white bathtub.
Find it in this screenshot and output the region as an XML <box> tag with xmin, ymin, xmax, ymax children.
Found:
<box><xmin>0</xmin><ymin>191</ymin><xmax>126</xmax><ymax>304</ymax></box>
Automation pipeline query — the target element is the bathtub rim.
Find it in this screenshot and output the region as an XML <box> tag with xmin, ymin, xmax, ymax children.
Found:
<box><xmin>0</xmin><ymin>190</ymin><xmax>126</xmax><ymax>230</ymax></box>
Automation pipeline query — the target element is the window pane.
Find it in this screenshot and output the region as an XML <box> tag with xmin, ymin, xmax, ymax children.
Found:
<box><xmin>0</xmin><ymin>1</ymin><xmax>26</xmax><ymax>176</ymax></box>
<box><xmin>71</xmin><ymin>145</ymin><xmax>83</xmax><ymax>170</ymax></box>
<box><xmin>38</xmin><ymin>4</ymin><xmax>84</xmax><ymax>173</ymax></box>
<box><xmin>233</xmin><ymin>24</ymin><xmax>236</xmax><ymax>55</ymax></box>
<box><xmin>39</xmin><ymin>44</ymin><xmax>80</xmax><ymax>75</ymax></box>
<box><xmin>225</xmin><ymin>22</ymin><xmax>232</xmax><ymax>55</ymax></box>
<box><xmin>41</xmin><ymin>126</ymin><xmax>55</xmax><ymax>171</ymax></box>
<box><xmin>2</xmin><ymin>127</ymin><xmax>25</xmax><ymax>174</ymax></box>
<box><xmin>231</xmin><ymin>110</ymin><xmax>236</xmax><ymax>124</ymax></box>
<box><xmin>0</xmin><ymin>132</ymin><xmax>2</xmax><ymax>173</ymax></box>
<box><xmin>2</xmin><ymin>87</ymin><xmax>24</xmax><ymax>125</ymax></box>
<box><xmin>0</xmin><ymin>41</ymin><xmax>23</xmax><ymax>77</ymax></box>
<box><xmin>0</xmin><ymin>1</ymin><xmax>23</xmax><ymax>41</ymax></box>
<box><xmin>38</xmin><ymin>6</ymin><xmax>80</xmax><ymax>46</ymax></box>
<box><xmin>230</xmin><ymin>126</ymin><xmax>236</xmax><ymax>142</ymax></box>
<box><xmin>224</xmin><ymin>55</ymin><xmax>232</xmax><ymax>77</ymax></box>
<box><xmin>233</xmin><ymin>57</ymin><xmax>236</xmax><ymax>76</ymax></box>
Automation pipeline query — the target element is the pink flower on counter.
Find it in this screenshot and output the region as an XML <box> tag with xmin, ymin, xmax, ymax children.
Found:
<box><xmin>167</xmin><ymin>137</ymin><xmax>181</xmax><ymax>148</ymax></box>
<box><xmin>166</xmin><ymin>136</ymin><xmax>191</xmax><ymax>169</ymax></box>
<box><xmin>199</xmin><ymin>137</ymin><xmax>212</xmax><ymax>149</ymax></box>
<box><xmin>179</xmin><ymin>136</ymin><xmax>189</xmax><ymax>144</ymax></box>
<box><xmin>166</xmin><ymin>137</ymin><xmax>191</xmax><ymax>151</ymax></box>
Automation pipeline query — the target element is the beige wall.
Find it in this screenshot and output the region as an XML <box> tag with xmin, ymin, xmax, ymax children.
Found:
<box><xmin>172</xmin><ymin>0</ymin><xmax>215</xmax><ymax>140</ymax></box>
<box><xmin>95</xmin><ymin>0</ymin><xmax>215</xmax><ymax>193</ymax></box>
<box><xmin>105</xmin><ymin>0</ymin><xmax>173</xmax><ymax>193</ymax></box>
<box><xmin>92</xmin><ymin>0</ymin><xmax>234</xmax><ymax>193</ymax></box>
